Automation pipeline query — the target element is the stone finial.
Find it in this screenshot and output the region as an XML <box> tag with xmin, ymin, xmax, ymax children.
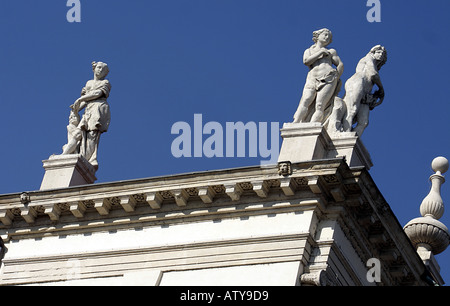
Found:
<box><xmin>404</xmin><ymin>157</ymin><xmax>450</xmax><ymax>255</ymax></box>
<box><xmin>431</xmin><ymin>156</ymin><xmax>449</xmax><ymax>176</ymax></box>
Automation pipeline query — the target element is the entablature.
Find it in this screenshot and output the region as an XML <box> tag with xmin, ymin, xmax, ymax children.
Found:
<box><xmin>0</xmin><ymin>158</ymin><xmax>362</xmax><ymax>235</ymax></box>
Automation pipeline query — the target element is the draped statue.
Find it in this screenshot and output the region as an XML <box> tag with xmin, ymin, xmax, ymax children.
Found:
<box><xmin>61</xmin><ymin>61</ymin><xmax>111</xmax><ymax>169</ymax></box>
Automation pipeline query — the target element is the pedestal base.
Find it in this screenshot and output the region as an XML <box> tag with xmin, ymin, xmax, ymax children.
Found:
<box><xmin>40</xmin><ymin>154</ymin><xmax>97</xmax><ymax>190</ymax></box>
<box><xmin>328</xmin><ymin>131</ymin><xmax>373</xmax><ymax>169</ymax></box>
<box><xmin>278</xmin><ymin>122</ymin><xmax>331</xmax><ymax>164</ymax></box>
<box><xmin>278</xmin><ymin>122</ymin><xmax>372</xmax><ymax>170</ymax></box>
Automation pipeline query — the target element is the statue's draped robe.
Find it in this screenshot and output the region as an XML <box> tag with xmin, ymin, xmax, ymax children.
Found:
<box><xmin>78</xmin><ymin>79</ymin><xmax>111</xmax><ymax>167</ymax></box>
<box><xmin>79</xmin><ymin>79</ymin><xmax>111</xmax><ymax>133</ymax></box>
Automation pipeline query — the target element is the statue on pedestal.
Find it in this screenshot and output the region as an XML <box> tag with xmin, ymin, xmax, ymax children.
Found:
<box><xmin>61</xmin><ymin>61</ymin><xmax>111</xmax><ymax>169</ymax></box>
<box><xmin>279</xmin><ymin>30</ymin><xmax>387</xmax><ymax>169</ymax></box>
<box><xmin>293</xmin><ymin>28</ymin><xmax>344</xmax><ymax>124</ymax></box>
<box><xmin>328</xmin><ymin>45</ymin><xmax>387</xmax><ymax>136</ymax></box>
<box><xmin>340</xmin><ymin>45</ymin><xmax>387</xmax><ymax>136</ymax></box>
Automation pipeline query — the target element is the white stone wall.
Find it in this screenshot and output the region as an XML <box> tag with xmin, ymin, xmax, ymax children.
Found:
<box><xmin>1</xmin><ymin>209</ymin><xmax>314</xmax><ymax>285</ymax></box>
<box><xmin>0</xmin><ymin>159</ymin><xmax>431</xmax><ymax>286</ymax></box>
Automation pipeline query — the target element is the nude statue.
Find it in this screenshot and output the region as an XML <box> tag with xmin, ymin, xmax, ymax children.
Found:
<box><xmin>69</xmin><ymin>61</ymin><xmax>111</xmax><ymax>169</ymax></box>
<box><xmin>293</xmin><ymin>28</ymin><xmax>344</xmax><ymax>123</ymax></box>
<box><xmin>341</xmin><ymin>45</ymin><xmax>387</xmax><ymax>136</ymax></box>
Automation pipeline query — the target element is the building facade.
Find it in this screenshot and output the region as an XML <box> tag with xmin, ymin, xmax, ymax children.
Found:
<box><xmin>0</xmin><ymin>161</ymin><xmax>443</xmax><ymax>285</ymax></box>
<box><xmin>0</xmin><ymin>123</ymin><xmax>447</xmax><ymax>286</ymax></box>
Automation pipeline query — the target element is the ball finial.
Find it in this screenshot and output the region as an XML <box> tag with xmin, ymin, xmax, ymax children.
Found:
<box><xmin>431</xmin><ymin>156</ymin><xmax>449</xmax><ymax>175</ymax></box>
<box><xmin>404</xmin><ymin>156</ymin><xmax>450</xmax><ymax>257</ymax></box>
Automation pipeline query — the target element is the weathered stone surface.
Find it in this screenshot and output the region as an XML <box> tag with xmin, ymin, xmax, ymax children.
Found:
<box><xmin>40</xmin><ymin>154</ymin><xmax>97</xmax><ymax>190</ymax></box>
<box><xmin>61</xmin><ymin>61</ymin><xmax>111</xmax><ymax>170</ymax></box>
<box><xmin>278</xmin><ymin>122</ymin><xmax>372</xmax><ymax>169</ymax></box>
<box><xmin>0</xmin><ymin>159</ymin><xmax>432</xmax><ymax>285</ymax></box>
<box><xmin>293</xmin><ymin>28</ymin><xmax>343</xmax><ymax>124</ymax></box>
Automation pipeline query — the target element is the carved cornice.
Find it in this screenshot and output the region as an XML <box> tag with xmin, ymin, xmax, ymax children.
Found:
<box><xmin>0</xmin><ymin>158</ymin><xmax>430</xmax><ymax>285</ymax></box>
<box><xmin>0</xmin><ymin>159</ymin><xmax>354</xmax><ymax>238</ymax></box>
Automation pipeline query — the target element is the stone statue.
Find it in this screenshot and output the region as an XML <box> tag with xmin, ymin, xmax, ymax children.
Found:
<box><xmin>63</xmin><ymin>61</ymin><xmax>111</xmax><ymax>169</ymax></box>
<box><xmin>293</xmin><ymin>28</ymin><xmax>344</xmax><ymax>124</ymax></box>
<box><xmin>339</xmin><ymin>45</ymin><xmax>387</xmax><ymax>136</ymax></box>
<box><xmin>61</xmin><ymin>109</ymin><xmax>82</xmax><ymax>155</ymax></box>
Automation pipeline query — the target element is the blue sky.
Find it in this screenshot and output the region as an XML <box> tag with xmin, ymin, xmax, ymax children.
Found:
<box><xmin>0</xmin><ymin>0</ymin><xmax>449</xmax><ymax>284</ymax></box>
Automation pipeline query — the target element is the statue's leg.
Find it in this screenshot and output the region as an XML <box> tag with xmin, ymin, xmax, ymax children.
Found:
<box><xmin>62</xmin><ymin>127</ymin><xmax>82</xmax><ymax>155</ymax></box>
<box><xmin>62</xmin><ymin>138</ymin><xmax>78</xmax><ymax>155</ymax></box>
<box><xmin>342</xmin><ymin>93</ymin><xmax>362</xmax><ymax>132</ymax></box>
<box><xmin>80</xmin><ymin>130</ymin><xmax>87</xmax><ymax>157</ymax></box>
<box><xmin>327</xmin><ymin>97</ymin><xmax>345</xmax><ymax>133</ymax></box>
<box><xmin>353</xmin><ymin>104</ymin><xmax>370</xmax><ymax>137</ymax></box>
<box><xmin>82</xmin><ymin>130</ymin><xmax>100</xmax><ymax>168</ymax></box>
<box><xmin>311</xmin><ymin>82</ymin><xmax>337</xmax><ymax>123</ymax></box>
<box><xmin>342</xmin><ymin>109</ymin><xmax>353</xmax><ymax>132</ymax></box>
<box><xmin>293</xmin><ymin>86</ymin><xmax>316</xmax><ymax>123</ymax></box>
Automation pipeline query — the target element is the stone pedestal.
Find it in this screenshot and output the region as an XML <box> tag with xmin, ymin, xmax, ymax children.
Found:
<box><xmin>40</xmin><ymin>154</ymin><xmax>97</xmax><ymax>190</ymax></box>
<box><xmin>328</xmin><ymin>131</ymin><xmax>373</xmax><ymax>169</ymax></box>
<box><xmin>278</xmin><ymin>122</ymin><xmax>372</xmax><ymax>169</ymax></box>
<box><xmin>278</xmin><ymin>122</ymin><xmax>331</xmax><ymax>164</ymax></box>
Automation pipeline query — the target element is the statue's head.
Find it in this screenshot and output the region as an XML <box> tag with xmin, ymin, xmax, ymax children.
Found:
<box><xmin>369</xmin><ymin>45</ymin><xmax>387</xmax><ymax>70</ymax></box>
<box><xmin>92</xmin><ymin>61</ymin><xmax>109</xmax><ymax>80</ymax></box>
<box><xmin>312</xmin><ymin>28</ymin><xmax>332</xmax><ymax>45</ymax></box>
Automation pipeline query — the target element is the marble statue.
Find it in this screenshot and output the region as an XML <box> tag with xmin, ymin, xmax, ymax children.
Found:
<box><xmin>62</xmin><ymin>61</ymin><xmax>111</xmax><ymax>169</ymax></box>
<box><xmin>340</xmin><ymin>45</ymin><xmax>387</xmax><ymax>136</ymax></box>
<box><xmin>293</xmin><ymin>28</ymin><xmax>344</xmax><ymax>124</ymax></box>
<box><xmin>61</xmin><ymin>109</ymin><xmax>82</xmax><ymax>155</ymax></box>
